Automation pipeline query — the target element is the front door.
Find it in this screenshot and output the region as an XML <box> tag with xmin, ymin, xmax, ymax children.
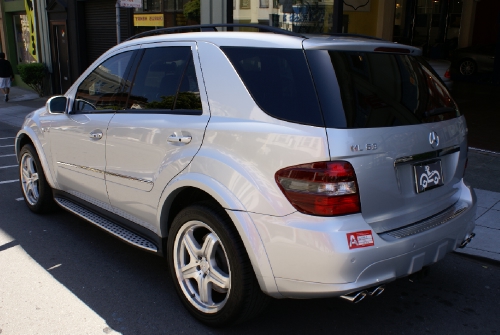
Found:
<box><xmin>49</xmin><ymin>49</ymin><xmax>136</xmax><ymax>206</ymax></box>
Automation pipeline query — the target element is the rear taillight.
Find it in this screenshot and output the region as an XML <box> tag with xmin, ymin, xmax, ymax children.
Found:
<box><xmin>275</xmin><ymin>161</ymin><xmax>361</xmax><ymax>216</ymax></box>
<box><xmin>444</xmin><ymin>69</ymin><xmax>451</xmax><ymax>79</ymax></box>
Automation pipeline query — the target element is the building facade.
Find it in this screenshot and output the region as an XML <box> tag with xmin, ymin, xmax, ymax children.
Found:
<box><xmin>0</xmin><ymin>0</ymin><xmax>497</xmax><ymax>94</ymax></box>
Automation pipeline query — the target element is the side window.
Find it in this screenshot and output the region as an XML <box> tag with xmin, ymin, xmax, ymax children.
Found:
<box><xmin>221</xmin><ymin>47</ymin><xmax>324</xmax><ymax>127</ymax></box>
<box><xmin>127</xmin><ymin>46</ymin><xmax>202</xmax><ymax>113</ymax></box>
<box><xmin>74</xmin><ymin>51</ymin><xmax>134</xmax><ymax>111</ymax></box>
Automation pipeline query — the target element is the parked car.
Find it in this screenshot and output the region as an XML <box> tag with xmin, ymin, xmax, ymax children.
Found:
<box><xmin>16</xmin><ymin>25</ymin><xmax>476</xmax><ymax>326</ymax></box>
<box><xmin>426</xmin><ymin>58</ymin><xmax>453</xmax><ymax>89</ymax></box>
<box><xmin>450</xmin><ymin>44</ymin><xmax>496</xmax><ymax>76</ymax></box>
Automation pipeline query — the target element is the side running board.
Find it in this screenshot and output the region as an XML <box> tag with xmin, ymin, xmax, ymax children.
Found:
<box><xmin>54</xmin><ymin>197</ymin><xmax>158</xmax><ymax>252</ymax></box>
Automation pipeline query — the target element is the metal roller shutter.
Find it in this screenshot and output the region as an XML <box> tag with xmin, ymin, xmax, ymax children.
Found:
<box><xmin>85</xmin><ymin>0</ymin><xmax>132</xmax><ymax>65</ymax></box>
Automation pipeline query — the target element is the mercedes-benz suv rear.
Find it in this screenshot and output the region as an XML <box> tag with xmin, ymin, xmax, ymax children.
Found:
<box><xmin>16</xmin><ymin>26</ymin><xmax>476</xmax><ymax>327</ymax></box>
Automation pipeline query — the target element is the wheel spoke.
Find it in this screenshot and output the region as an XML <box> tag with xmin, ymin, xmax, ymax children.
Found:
<box><xmin>208</xmin><ymin>266</ymin><xmax>230</xmax><ymax>291</ymax></box>
<box><xmin>181</xmin><ymin>262</ymin><xmax>200</xmax><ymax>280</ymax></box>
<box><xmin>31</xmin><ymin>182</ymin><xmax>39</xmax><ymax>200</ymax></box>
<box><xmin>198</xmin><ymin>274</ymin><xmax>213</xmax><ymax>305</ymax></box>
<box><xmin>27</xmin><ymin>157</ymin><xmax>37</xmax><ymax>174</ymax></box>
<box><xmin>26</xmin><ymin>181</ymin><xmax>33</xmax><ymax>195</ymax></box>
<box><xmin>183</xmin><ymin>230</ymin><xmax>201</xmax><ymax>260</ymax></box>
<box><xmin>31</xmin><ymin>172</ymin><xmax>39</xmax><ymax>183</ymax></box>
<box><xmin>201</xmin><ymin>233</ymin><xmax>219</xmax><ymax>259</ymax></box>
<box><xmin>22</xmin><ymin>166</ymin><xmax>30</xmax><ymax>180</ymax></box>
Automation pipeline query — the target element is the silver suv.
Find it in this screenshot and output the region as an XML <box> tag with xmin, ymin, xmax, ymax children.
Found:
<box><xmin>16</xmin><ymin>25</ymin><xmax>476</xmax><ymax>326</ymax></box>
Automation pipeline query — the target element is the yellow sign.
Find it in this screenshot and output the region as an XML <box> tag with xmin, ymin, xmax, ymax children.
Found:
<box><xmin>134</xmin><ymin>14</ymin><xmax>164</xmax><ymax>27</ymax></box>
<box><xmin>25</xmin><ymin>0</ymin><xmax>38</xmax><ymax>62</ymax></box>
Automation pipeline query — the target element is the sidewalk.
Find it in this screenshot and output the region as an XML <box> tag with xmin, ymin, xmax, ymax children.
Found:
<box><xmin>1</xmin><ymin>86</ymin><xmax>499</xmax><ymax>263</ymax></box>
<box><xmin>0</xmin><ymin>86</ymin><xmax>50</xmax><ymax>127</ymax></box>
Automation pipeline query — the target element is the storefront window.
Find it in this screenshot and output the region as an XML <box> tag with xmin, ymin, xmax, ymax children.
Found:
<box><xmin>134</xmin><ymin>0</ymin><xmax>199</xmax><ymax>34</ymax></box>
<box><xmin>393</xmin><ymin>0</ymin><xmax>462</xmax><ymax>58</ymax></box>
<box><xmin>234</xmin><ymin>0</ymin><xmax>335</xmax><ymax>33</ymax></box>
<box><xmin>232</xmin><ymin>0</ymin><xmax>378</xmax><ymax>35</ymax></box>
<box><xmin>13</xmin><ymin>14</ymin><xmax>36</xmax><ymax>63</ymax></box>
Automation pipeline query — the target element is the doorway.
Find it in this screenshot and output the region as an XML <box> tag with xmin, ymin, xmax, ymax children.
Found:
<box><xmin>50</xmin><ymin>21</ymin><xmax>71</xmax><ymax>94</ymax></box>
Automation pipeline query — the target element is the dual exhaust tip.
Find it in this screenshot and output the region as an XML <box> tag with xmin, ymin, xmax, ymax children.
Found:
<box><xmin>341</xmin><ymin>232</ymin><xmax>476</xmax><ymax>304</ymax></box>
<box><xmin>340</xmin><ymin>285</ymin><xmax>385</xmax><ymax>304</ymax></box>
<box><xmin>459</xmin><ymin>233</ymin><xmax>476</xmax><ymax>248</ymax></box>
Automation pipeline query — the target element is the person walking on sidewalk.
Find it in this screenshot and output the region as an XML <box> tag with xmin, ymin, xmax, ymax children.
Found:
<box><xmin>0</xmin><ymin>52</ymin><xmax>14</xmax><ymax>102</ymax></box>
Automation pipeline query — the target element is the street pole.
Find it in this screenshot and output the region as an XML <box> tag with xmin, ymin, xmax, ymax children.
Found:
<box><xmin>116</xmin><ymin>0</ymin><xmax>121</xmax><ymax>44</ymax></box>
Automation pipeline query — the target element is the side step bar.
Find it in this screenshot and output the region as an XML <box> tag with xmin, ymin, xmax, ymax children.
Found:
<box><xmin>55</xmin><ymin>197</ymin><xmax>158</xmax><ymax>252</ymax></box>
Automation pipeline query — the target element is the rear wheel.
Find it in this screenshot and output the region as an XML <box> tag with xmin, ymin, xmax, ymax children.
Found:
<box><xmin>167</xmin><ymin>203</ymin><xmax>269</xmax><ymax>327</ymax></box>
<box><xmin>19</xmin><ymin>144</ymin><xmax>57</xmax><ymax>213</ymax></box>
<box><xmin>459</xmin><ymin>59</ymin><xmax>476</xmax><ymax>75</ymax></box>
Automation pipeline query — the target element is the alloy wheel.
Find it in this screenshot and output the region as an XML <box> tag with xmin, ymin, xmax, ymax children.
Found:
<box><xmin>459</xmin><ymin>60</ymin><xmax>476</xmax><ymax>75</ymax></box>
<box><xmin>20</xmin><ymin>153</ymin><xmax>40</xmax><ymax>206</ymax></box>
<box><xmin>173</xmin><ymin>220</ymin><xmax>231</xmax><ymax>313</ymax></box>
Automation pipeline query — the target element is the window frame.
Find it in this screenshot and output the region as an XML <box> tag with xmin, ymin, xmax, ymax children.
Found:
<box><xmin>71</xmin><ymin>49</ymin><xmax>140</xmax><ymax>114</ymax></box>
<box><xmin>121</xmin><ymin>42</ymin><xmax>206</xmax><ymax>115</ymax></box>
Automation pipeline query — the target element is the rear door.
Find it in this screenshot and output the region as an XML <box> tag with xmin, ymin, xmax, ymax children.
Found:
<box><xmin>104</xmin><ymin>42</ymin><xmax>209</xmax><ymax>230</ymax></box>
<box><xmin>306</xmin><ymin>48</ymin><xmax>468</xmax><ymax>232</ymax></box>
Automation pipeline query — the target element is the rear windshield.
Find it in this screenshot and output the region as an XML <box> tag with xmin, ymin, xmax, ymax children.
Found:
<box><xmin>306</xmin><ymin>50</ymin><xmax>460</xmax><ymax>129</ymax></box>
<box><xmin>221</xmin><ymin>47</ymin><xmax>324</xmax><ymax>127</ymax></box>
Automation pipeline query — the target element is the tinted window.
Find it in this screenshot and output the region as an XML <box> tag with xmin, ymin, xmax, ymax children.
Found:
<box><xmin>127</xmin><ymin>46</ymin><xmax>202</xmax><ymax>113</ymax></box>
<box><xmin>74</xmin><ymin>51</ymin><xmax>134</xmax><ymax>111</ymax></box>
<box><xmin>221</xmin><ymin>47</ymin><xmax>324</xmax><ymax>127</ymax></box>
<box><xmin>307</xmin><ymin>50</ymin><xmax>460</xmax><ymax>129</ymax></box>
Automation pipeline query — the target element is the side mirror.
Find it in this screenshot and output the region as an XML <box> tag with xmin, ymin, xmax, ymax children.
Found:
<box><xmin>47</xmin><ymin>96</ymin><xmax>67</xmax><ymax>114</ymax></box>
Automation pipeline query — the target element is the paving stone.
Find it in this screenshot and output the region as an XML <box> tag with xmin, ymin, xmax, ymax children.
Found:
<box><xmin>474</xmin><ymin>188</ymin><xmax>500</xmax><ymax>208</ymax></box>
<box><xmin>476</xmin><ymin>206</ymin><xmax>490</xmax><ymax>219</ymax></box>
<box><xmin>457</xmin><ymin>225</ymin><xmax>500</xmax><ymax>256</ymax></box>
<box><xmin>475</xmin><ymin>209</ymin><xmax>500</xmax><ymax>230</ymax></box>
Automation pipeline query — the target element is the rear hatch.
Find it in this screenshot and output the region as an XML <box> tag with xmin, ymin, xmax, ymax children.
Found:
<box><xmin>305</xmin><ymin>40</ymin><xmax>468</xmax><ymax>232</ymax></box>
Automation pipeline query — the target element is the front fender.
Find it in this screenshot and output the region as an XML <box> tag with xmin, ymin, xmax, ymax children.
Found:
<box><xmin>158</xmin><ymin>173</ymin><xmax>282</xmax><ymax>298</ymax></box>
<box><xmin>16</xmin><ymin>118</ymin><xmax>58</xmax><ymax>190</ymax></box>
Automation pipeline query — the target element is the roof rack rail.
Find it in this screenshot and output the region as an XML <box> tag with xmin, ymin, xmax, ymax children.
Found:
<box><xmin>125</xmin><ymin>24</ymin><xmax>307</xmax><ymax>41</ymax></box>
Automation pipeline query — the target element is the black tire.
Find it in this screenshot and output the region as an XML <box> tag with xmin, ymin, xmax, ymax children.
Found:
<box><xmin>458</xmin><ymin>59</ymin><xmax>477</xmax><ymax>76</ymax></box>
<box><xmin>19</xmin><ymin>144</ymin><xmax>57</xmax><ymax>214</ymax></box>
<box><xmin>167</xmin><ymin>202</ymin><xmax>270</xmax><ymax>327</ymax></box>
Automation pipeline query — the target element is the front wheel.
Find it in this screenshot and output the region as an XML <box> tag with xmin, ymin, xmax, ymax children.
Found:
<box><xmin>19</xmin><ymin>144</ymin><xmax>57</xmax><ymax>213</ymax></box>
<box><xmin>167</xmin><ymin>203</ymin><xmax>269</xmax><ymax>327</ymax></box>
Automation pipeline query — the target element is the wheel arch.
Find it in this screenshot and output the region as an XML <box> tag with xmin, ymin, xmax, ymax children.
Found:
<box><xmin>158</xmin><ymin>174</ymin><xmax>281</xmax><ymax>298</ymax></box>
<box><xmin>16</xmin><ymin>129</ymin><xmax>58</xmax><ymax>189</ymax></box>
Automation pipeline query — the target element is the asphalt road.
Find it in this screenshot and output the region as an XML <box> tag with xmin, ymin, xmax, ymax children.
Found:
<box><xmin>1</xmin><ymin>121</ymin><xmax>499</xmax><ymax>335</ymax></box>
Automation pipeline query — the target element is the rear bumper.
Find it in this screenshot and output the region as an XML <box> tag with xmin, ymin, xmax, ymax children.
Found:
<box><xmin>250</xmin><ymin>181</ymin><xmax>476</xmax><ymax>298</ymax></box>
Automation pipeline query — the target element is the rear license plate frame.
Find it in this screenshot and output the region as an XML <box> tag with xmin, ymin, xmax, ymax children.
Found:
<box><xmin>414</xmin><ymin>160</ymin><xmax>444</xmax><ymax>193</ymax></box>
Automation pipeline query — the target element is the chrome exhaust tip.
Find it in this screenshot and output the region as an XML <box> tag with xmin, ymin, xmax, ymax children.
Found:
<box><xmin>340</xmin><ymin>290</ymin><xmax>368</xmax><ymax>303</ymax></box>
<box><xmin>459</xmin><ymin>232</ymin><xmax>476</xmax><ymax>248</ymax></box>
<box><xmin>367</xmin><ymin>285</ymin><xmax>385</xmax><ymax>297</ymax></box>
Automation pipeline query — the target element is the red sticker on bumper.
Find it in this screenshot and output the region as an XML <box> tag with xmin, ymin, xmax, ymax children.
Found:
<box><xmin>347</xmin><ymin>230</ymin><xmax>375</xmax><ymax>249</ymax></box>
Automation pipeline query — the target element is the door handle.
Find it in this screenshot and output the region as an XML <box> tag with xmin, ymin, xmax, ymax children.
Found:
<box><xmin>168</xmin><ymin>134</ymin><xmax>192</xmax><ymax>144</ymax></box>
<box><xmin>90</xmin><ymin>131</ymin><xmax>103</xmax><ymax>140</ymax></box>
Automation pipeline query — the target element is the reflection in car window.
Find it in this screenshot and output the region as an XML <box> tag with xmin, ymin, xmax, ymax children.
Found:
<box><xmin>128</xmin><ymin>46</ymin><xmax>202</xmax><ymax>112</ymax></box>
<box><xmin>221</xmin><ymin>47</ymin><xmax>324</xmax><ymax>127</ymax></box>
<box><xmin>74</xmin><ymin>51</ymin><xmax>134</xmax><ymax>111</ymax></box>
<box><xmin>308</xmin><ymin>50</ymin><xmax>460</xmax><ymax>129</ymax></box>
